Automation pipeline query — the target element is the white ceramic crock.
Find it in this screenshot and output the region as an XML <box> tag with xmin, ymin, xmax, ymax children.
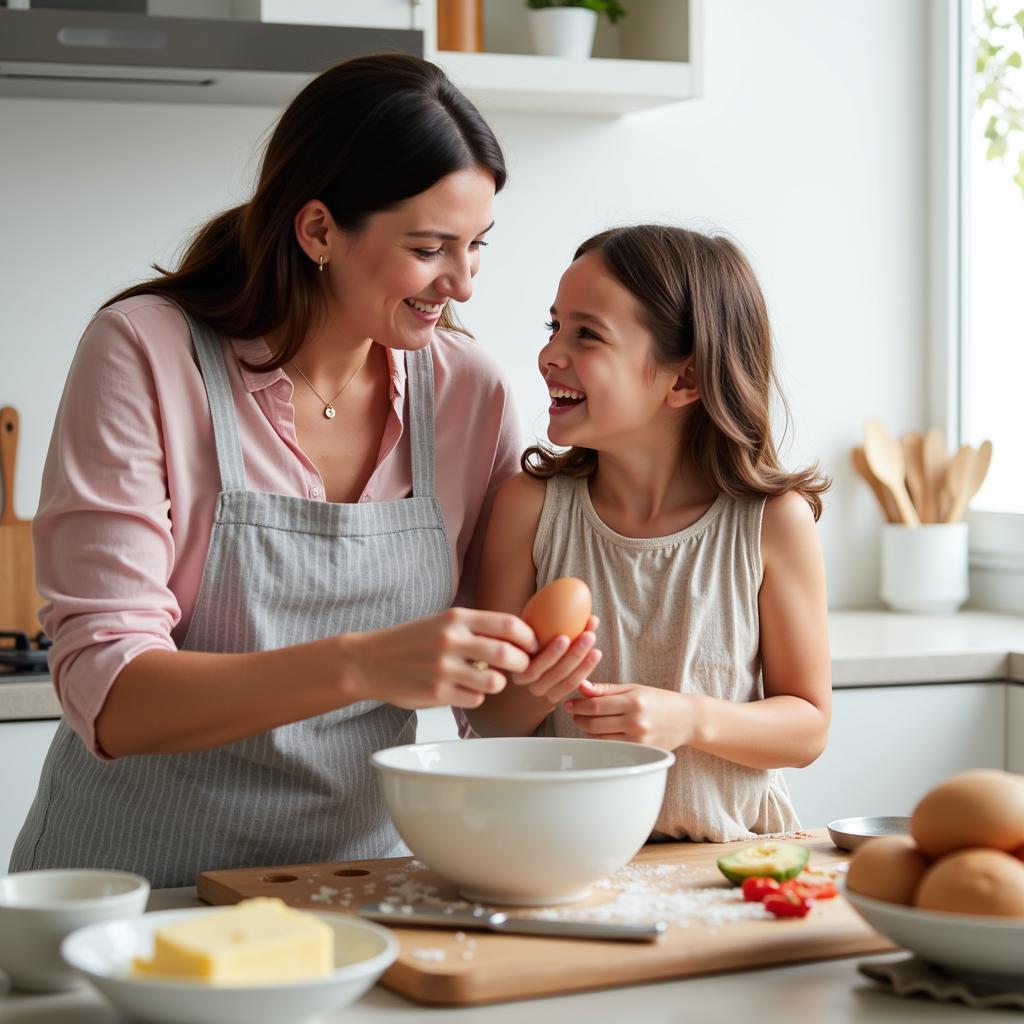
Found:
<box><xmin>880</xmin><ymin>522</ymin><xmax>969</xmax><ymax>613</ymax></box>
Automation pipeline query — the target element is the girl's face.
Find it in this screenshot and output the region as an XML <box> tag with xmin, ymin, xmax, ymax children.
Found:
<box><xmin>322</xmin><ymin>166</ymin><xmax>496</xmax><ymax>350</ymax></box>
<box><xmin>540</xmin><ymin>250</ymin><xmax>684</xmax><ymax>453</ymax></box>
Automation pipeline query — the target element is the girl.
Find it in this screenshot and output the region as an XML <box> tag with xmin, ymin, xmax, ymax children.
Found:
<box><xmin>467</xmin><ymin>225</ymin><xmax>831</xmax><ymax>841</ymax></box>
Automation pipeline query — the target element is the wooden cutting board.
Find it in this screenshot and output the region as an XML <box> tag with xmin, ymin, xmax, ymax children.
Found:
<box><xmin>198</xmin><ymin>830</ymin><xmax>894</xmax><ymax>1006</ymax></box>
<box><xmin>0</xmin><ymin>407</ymin><xmax>44</xmax><ymax>637</ymax></box>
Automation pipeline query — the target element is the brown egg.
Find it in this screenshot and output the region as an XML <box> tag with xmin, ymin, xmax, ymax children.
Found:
<box><xmin>521</xmin><ymin>577</ymin><xmax>592</xmax><ymax>648</ymax></box>
<box><xmin>845</xmin><ymin>835</ymin><xmax>931</xmax><ymax>905</ymax></box>
<box><xmin>915</xmin><ymin>848</ymin><xmax>1024</xmax><ymax>917</ymax></box>
<box><xmin>910</xmin><ymin>770</ymin><xmax>1024</xmax><ymax>858</ymax></box>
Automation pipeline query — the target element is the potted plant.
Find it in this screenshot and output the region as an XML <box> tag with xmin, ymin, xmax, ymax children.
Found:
<box><xmin>524</xmin><ymin>0</ymin><xmax>627</xmax><ymax>60</ymax></box>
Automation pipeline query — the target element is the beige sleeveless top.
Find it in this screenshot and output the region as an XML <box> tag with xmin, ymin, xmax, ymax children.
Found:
<box><xmin>535</xmin><ymin>474</ymin><xmax>800</xmax><ymax>842</ymax></box>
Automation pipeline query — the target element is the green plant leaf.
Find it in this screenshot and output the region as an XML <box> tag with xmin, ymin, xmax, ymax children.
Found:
<box><xmin>987</xmin><ymin>137</ymin><xmax>1008</xmax><ymax>159</ymax></box>
<box><xmin>523</xmin><ymin>0</ymin><xmax>627</xmax><ymax>22</ymax></box>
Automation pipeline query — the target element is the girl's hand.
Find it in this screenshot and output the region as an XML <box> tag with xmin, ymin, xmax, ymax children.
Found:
<box><xmin>566</xmin><ymin>680</ymin><xmax>695</xmax><ymax>750</ymax></box>
<box><xmin>342</xmin><ymin>608</ymin><xmax>537</xmax><ymax>710</ymax></box>
<box><xmin>513</xmin><ymin>615</ymin><xmax>601</xmax><ymax>706</ymax></box>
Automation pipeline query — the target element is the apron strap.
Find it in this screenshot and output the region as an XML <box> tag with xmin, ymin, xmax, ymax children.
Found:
<box><xmin>405</xmin><ymin>345</ymin><xmax>437</xmax><ymax>499</ymax></box>
<box><xmin>185</xmin><ymin>311</ymin><xmax>248</xmax><ymax>493</ymax></box>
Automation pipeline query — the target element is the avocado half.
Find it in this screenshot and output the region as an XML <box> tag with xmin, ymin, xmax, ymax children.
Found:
<box><xmin>717</xmin><ymin>842</ymin><xmax>810</xmax><ymax>885</ymax></box>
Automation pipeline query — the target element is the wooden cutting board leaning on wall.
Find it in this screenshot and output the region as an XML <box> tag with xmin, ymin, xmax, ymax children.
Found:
<box><xmin>0</xmin><ymin>407</ymin><xmax>45</xmax><ymax>637</ymax></box>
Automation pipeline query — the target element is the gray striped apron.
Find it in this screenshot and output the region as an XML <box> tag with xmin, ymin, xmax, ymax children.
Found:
<box><xmin>11</xmin><ymin>314</ymin><xmax>453</xmax><ymax>888</ymax></box>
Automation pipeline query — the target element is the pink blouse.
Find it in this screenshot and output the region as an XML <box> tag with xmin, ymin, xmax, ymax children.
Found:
<box><xmin>34</xmin><ymin>296</ymin><xmax>522</xmax><ymax>755</ymax></box>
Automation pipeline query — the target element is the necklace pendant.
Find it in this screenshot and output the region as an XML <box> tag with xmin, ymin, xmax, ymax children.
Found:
<box><xmin>324</xmin><ymin>404</ymin><xmax>336</xmax><ymax>420</ymax></box>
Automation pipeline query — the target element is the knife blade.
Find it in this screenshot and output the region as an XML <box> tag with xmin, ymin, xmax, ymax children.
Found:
<box><xmin>358</xmin><ymin>902</ymin><xmax>666</xmax><ymax>942</ymax></box>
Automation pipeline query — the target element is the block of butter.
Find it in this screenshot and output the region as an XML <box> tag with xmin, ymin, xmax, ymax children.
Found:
<box><xmin>134</xmin><ymin>897</ymin><xmax>333</xmax><ymax>985</ymax></box>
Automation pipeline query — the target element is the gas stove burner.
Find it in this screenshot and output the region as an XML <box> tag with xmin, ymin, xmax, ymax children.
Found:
<box><xmin>0</xmin><ymin>631</ymin><xmax>52</xmax><ymax>675</ymax></box>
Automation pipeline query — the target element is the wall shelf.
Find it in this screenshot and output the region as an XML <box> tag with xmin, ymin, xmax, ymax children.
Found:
<box><xmin>429</xmin><ymin>0</ymin><xmax>701</xmax><ymax>117</ymax></box>
<box><xmin>436</xmin><ymin>50</ymin><xmax>695</xmax><ymax>116</ymax></box>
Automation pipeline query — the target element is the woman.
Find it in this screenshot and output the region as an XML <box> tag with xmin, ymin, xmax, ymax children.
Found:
<box><xmin>11</xmin><ymin>54</ymin><xmax>537</xmax><ymax>888</ymax></box>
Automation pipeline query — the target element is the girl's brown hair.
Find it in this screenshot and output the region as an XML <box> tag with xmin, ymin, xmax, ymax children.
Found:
<box><xmin>523</xmin><ymin>225</ymin><xmax>830</xmax><ymax>519</ymax></box>
<box><xmin>103</xmin><ymin>53</ymin><xmax>507</xmax><ymax>369</ymax></box>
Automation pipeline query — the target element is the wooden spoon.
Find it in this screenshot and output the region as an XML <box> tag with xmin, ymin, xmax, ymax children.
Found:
<box><xmin>945</xmin><ymin>440</ymin><xmax>993</xmax><ymax>523</ymax></box>
<box><xmin>863</xmin><ymin>419</ymin><xmax>921</xmax><ymax>526</ymax></box>
<box><xmin>851</xmin><ymin>447</ymin><xmax>898</xmax><ymax>522</ymax></box>
<box><xmin>901</xmin><ymin>432</ymin><xmax>926</xmax><ymax>524</ymax></box>
<box><xmin>920</xmin><ymin>428</ymin><xmax>946</xmax><ymax>523</ymax></box>
<box><xmin>941</xmin><ymin>445</ymin><xmax>975</xmax><ymax>523</ymax></box>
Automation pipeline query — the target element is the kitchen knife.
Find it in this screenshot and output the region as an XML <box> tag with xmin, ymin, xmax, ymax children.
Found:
<box><xmin>358</xmin><ymin>902</ymin><xmax>666</xmax><ymax>942</ymax></box>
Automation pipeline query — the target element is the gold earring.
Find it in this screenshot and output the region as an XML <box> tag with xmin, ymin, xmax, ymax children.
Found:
<box><xmin>318</xmin><ymin>255</ymin><xmax>325</xmax><ymax>272</ymax></box>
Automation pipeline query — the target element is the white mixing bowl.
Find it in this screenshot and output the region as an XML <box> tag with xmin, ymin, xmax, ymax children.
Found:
<box><xmin>372</xmin><ymin>737</ymin><xmax>674</xmax><ymax>906</ymax></box>
<box><xmin>0</xmin><ymin>869</ymin><xmax>150</xmax><ymax>991</ymax></box>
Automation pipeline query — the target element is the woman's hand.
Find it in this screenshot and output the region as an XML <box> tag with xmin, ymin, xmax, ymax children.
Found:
<box><xmin>341</xmin><ymin>608</ymin><xmax>537</xmax><ymax>710</ymax></box>
<box><xmin>511</xmin><ymin>615</ymin><xmax>601</xmax><ymax>706</ymax></box>
<box><xmin>565</xmin><ymin>680</ymin><xmax>695</xmax><ymax>750</ymax></box>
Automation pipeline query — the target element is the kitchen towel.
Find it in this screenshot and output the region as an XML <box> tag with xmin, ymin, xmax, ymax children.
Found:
<box><xmin>859</xmin><ymin>956</ymin><xmax>1024</xmax><ymax>1009</ymax></box>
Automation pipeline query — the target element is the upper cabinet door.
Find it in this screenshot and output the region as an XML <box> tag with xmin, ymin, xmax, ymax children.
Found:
<box><xmin>257</xmin><ymin>0</ymin><xmax>419</xmax><ymax>30</ymax></box>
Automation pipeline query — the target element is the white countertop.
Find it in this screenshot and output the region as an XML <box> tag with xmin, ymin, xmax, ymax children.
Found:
<box><xmin>829</xmin><ymin>609</ymin><xmax>1024</xmax><ymax>686</ymax></box>
<box><xmin>4</xmin><ymin>609</ymin><xmax>1023</xmax><ymax>724</ymax></box>
<box><xmin>4</xmin><ymin>610</ymin><xmax>1024</xmax><ymax>1019</ymax></box>
<box><xmin>1</xmin><ymin>887</ymin><xmax>1020</xmax><ymax>1023</ymax></box>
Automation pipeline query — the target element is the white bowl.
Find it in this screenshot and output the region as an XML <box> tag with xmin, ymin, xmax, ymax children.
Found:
<box><xmin>844</xmin><ymin>883</ymin><xmax>1024</xmax><ymax>985</ymax></box>
<box><xmin>0</xmin><ymin>868</ymin><xmax>150</xmax><ymax>992</ymax></box>
<box><xmin>61</xmin><ymin>907</ymin><xmax>399</xmax><ymax>1024</ymax></box>
<box><xmin>372</xmin><ymin>737</ymin><xmax>674</xmax><ymax>906</ymax></box>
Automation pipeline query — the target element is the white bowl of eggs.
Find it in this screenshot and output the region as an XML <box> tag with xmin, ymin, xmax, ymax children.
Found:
<box><xmin>844</xmin><ymin>769</ymin><xmax>1024</xmax><ymax>985</ymax></box>
<box><xmin>371</xmin><ymin>736</ymin><xmax>674</xmax><ymax>906</ymax></box>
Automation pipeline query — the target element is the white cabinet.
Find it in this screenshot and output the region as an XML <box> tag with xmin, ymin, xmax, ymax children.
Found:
<box><xmin>0</xmin><ymin>719</ymin><xmax>59</xmax><ymax>871</ymax></box>
<box><xmin>416</xmin><ymin>706</ymin><xmax>460</xmax><ymax>743</ymax></box>
<box><xmin>783</xmin><ymin>683</ymin><xmax>1007</xmax><ymax>828</ymax></box>
<box><xmin>1008</xmin><ymin>684</ymin><xmax>1024</xmax><ymax>774</ymax></box>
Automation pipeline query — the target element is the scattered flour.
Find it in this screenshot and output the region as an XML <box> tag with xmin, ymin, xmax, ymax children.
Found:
<box><xmin>305</xmin><ymin>854</ymin><xmax>783</xmax><ymax>933</ymax></box>
<box><xmin>412</xmin><ymin>948</ymin><xmax>447</xmax><ymax>962</ymax></box>
<box><xmin>309</xmin><ymin>885</ymin><xmax>339</xmax><ymax>904</ymax></box>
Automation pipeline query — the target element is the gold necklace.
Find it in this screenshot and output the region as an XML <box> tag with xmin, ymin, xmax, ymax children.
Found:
<box><xmin>289</xmin><ymin>351</ymin><xmax>369</xmax><ymax>420</ymax></box>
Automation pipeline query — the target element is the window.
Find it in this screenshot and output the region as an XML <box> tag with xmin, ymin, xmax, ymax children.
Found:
<box><xmin>931</xmin><ymin>0</ymin><xmax>1024</xmax><ymax>611</ymax></box>
<box><xmin>966</xmin><ymin>1</ymin><xmax>1024</xmax><ymax>514</ymax></box>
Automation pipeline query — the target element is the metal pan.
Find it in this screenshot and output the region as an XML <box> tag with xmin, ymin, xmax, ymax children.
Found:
<box><xmin>827</xmin><ymin>816</ymin><xmax>911</xmax><ymax>851</ymax></box>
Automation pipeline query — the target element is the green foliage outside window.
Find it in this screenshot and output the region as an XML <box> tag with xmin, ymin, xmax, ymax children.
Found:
<box><xmin>524</xmin><ymin>0</ymin><xmax>628</xmax><ymax>25</ymax></box>
<box><xmin>975</xmin><ymin>1</ymin><xmax>1024</xmax><ymax>197</ymax></box>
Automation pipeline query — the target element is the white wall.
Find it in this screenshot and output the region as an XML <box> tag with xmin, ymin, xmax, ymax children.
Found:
<box><xmin>0</xmin><ymin>0</ymin><xmax>927</xmax><ymax>608</ymax></box>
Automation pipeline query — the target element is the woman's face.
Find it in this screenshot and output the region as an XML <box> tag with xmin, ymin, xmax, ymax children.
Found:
<box><xmin>326</xmin><ymin>166</ymin><xmax>496</xmax><ymax>350</ymax></box>
<box><xmin>539</xmin><ymin>250</ymin><xmax>681</xmax><ymax>453</ymax></box>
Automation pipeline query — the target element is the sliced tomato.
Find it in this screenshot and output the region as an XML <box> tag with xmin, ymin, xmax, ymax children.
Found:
<box><xmin>781</xmin><ymin>879</ymin><xmax>838</xmax><ymax>901</ymax></box>
<box><xmin>763</xmin><ymin>889</ymin><xmax>812</xmax><ymax>919</ymax></box>
<box><xmin>741</xmin><ymin>876</ymin><xmax>782</xmax><ymax>902</ymax></box>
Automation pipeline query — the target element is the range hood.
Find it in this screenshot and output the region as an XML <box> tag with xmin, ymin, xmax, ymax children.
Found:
<box><xmin>0</xmin><ymin>8</ymin><xmax>422</xmax><ymax>106</ymax></box>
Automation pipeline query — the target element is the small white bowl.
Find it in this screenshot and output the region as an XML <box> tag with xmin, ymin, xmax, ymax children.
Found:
<box><xmin>0</xmin><ymin>868</ymin><xmax>150</xmax><ymax>991</ymax></box>
<box><xmin>844</xmin><ymin>883</ymin><xmax>1024</xmax><ymax>985</ymax></box>
<box><xmin>372</xmin><ymin>737</ymin><xmax>674</xmax><ymax>906</ymax></box>
<box><xmin>61</xmin><ymin>907</ymin><xmax>398</xmax><ymax>1024</ymax></box>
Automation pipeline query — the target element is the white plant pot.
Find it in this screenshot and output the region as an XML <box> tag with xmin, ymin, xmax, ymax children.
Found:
<box><xmin>527</xmin><ymin>7</ymin><xmax>599</xmax><ymax>59</ymax></box>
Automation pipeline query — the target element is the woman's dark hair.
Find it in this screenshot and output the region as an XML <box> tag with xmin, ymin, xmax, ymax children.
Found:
<box><xmin>523</xmin><ymin>225</ymin><xmax>830</xmax><ymax>520</ymax></box>
<box><xmin>104</xmin><ymin>53</ymin><xmax>507</xmax><ymax>367</ymax></box>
